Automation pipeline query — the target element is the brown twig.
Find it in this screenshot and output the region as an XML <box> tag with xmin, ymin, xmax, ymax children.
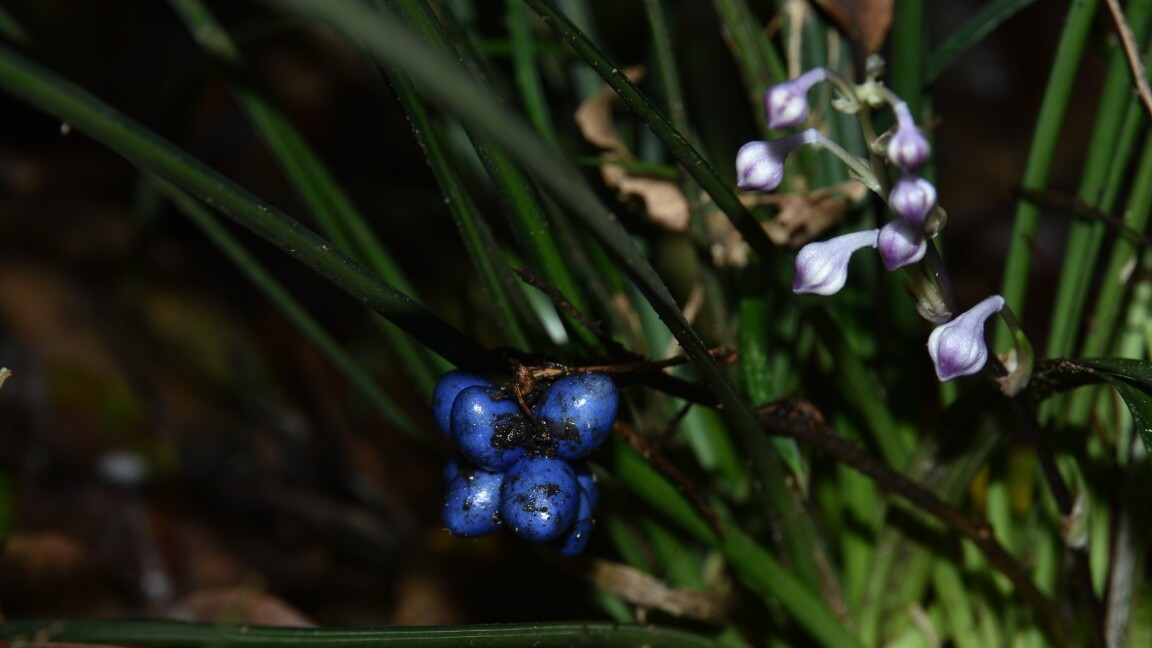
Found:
<box><xmin>514</xmin><ymin>266</ymin><xmax>614</xmax><ymax>342</ymax></box>
<box><xmin>754</xmin><ymin>397</ymin><xmax>1078</xmax><ymax>648</ymax></box>
<box><xmin>1017</xmin><ymin>186</ymin><xmax>1152</xmax><ymax>248</ymax></box>
<box><xmin>527</xmin><ymin>347</ymin><xmax>737</xmax><ymax>380</ymax></box>
<box><xmin>1104</xmin><ymin>0</ymin><xmax>1152</xmax><ymax>123</ymax></box>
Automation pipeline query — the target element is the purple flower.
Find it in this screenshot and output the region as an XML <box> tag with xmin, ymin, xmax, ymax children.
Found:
<box><xmin>793</xmin><ymin>229</ymin><xmax>879</xmax><ymax>296</ymax></box>
<box><xmin>765</xmin><ymin>68</ymin><xmax>828</xmax><ymax>130</ymax></box>
<box><xmin>887</xmin><ymin>102</ymin><xmax>930</xmax><ymax>171</ymax></box>
<box><xmin>927</xmin><ymin>295</ymin><xmax>1006</xmax><ymax>381</ymax></box>
<box><xmin>878</xmin><ymin>219</ymin><xmax>927</xmax><ymax>270</ymax></box>
<box><xmin>889</xmin><ymin>173</ymin><xmax>937</xmax><ymax>225</ymax></box>
<box><xmin>736</xmin><ymin>130</ymin><xmax>824</xmax><ymax>192</ymax></box>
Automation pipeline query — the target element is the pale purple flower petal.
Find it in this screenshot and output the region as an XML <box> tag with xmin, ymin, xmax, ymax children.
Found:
<box><xmin>887</xmin><ymin>102</ymin><xmax>930</xmax><ymax>171</ymax></box>
<box><xmin>889</xmin><ymin>173</ymin><xmax>937</xmax><ymax>225</ymax></box>
<box><xmin>793</xmin><ymin>229</ymin><xmax>880</xmax><ymax>296</ymax></box>
<box><xmin>878</xmin><ymin>219</ymin><xmax>927</xmax><ymax>270</ymax></box>
<box><xmin>765</xmin><ymin>68</ymin><xmax>828</xmax><ymax>130</ymax></box>
<box><xmin>927</xmin><ymin>295</ymin><xmax>1006</xmax><ymax>381</ymax></box>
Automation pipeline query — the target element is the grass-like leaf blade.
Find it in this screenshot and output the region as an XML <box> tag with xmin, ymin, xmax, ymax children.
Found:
<box><xmin>926</xmin><ymin>0</ymin><xmax>1040</xmax><ymax>83</ymax></box>
<box><xmin>0</xmin><ymin>42</ymin><xmax>499</xmax><ymax>372</ymax></box>
<box><xmin>0</xmin><ymin>620</ymin><xmax>720</xmax><ymax>648</ymax></box>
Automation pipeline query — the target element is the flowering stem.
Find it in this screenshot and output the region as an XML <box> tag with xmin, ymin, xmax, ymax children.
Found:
<box><xmin>803</xmin><ymin>130</ymin><xmax>879</xmax><ymax>192</ymax></box>
<box><xmin>821</xmin><ymin>68</ymin><xmax>863</xmax><ymax>112</ymax></box>
<box><xmin>922</xmin><ymin>240</ymin><xmax>957</xmax><ymax>315</ymax></box>
<box><xmin>855</xmin><ymin>106</ymin><xmax>893</xmax><ymax>195</ymax></box>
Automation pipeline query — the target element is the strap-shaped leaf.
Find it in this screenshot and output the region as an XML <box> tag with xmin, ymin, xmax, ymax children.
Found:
<box><xmin>1075</xmin><ymin>357</ymin><xmax>1152</xmax><ymax>387</ymax></box>
<box><xmin>0</xmin><ymin>620</ymin><xmax>719</xmax><ymax>648</ymax></box>
<box><xmin>1032</xmin><ymin>357</ymin><xmax>1152</xmax><ymax>456</ymax></box>
<box><xmin>1090</xmin><ymin>372</ymin><xmax>1152</xmax><ymax>456</ymax></box>
<box><xmin>0</xmin><ymin>43</ymin><xmax>499</xmax><ymax>372</ymax></box>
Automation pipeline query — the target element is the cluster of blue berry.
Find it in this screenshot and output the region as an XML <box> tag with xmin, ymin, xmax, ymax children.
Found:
<box><xmin>432</xmin><ymin>370</ymin><xmax>618</xmax><ymax>555</ymax></box>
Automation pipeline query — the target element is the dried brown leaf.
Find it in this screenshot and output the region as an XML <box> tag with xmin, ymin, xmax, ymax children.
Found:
<box><xmin>758</xmin><ymin>181</ymin><xmax>867</xmax><ymax>247</ymax></box>
<box><xmin>574</xmin><ymin>66</ymin><xmax>691</xmax><ymax>232</ymax></box>
<box><xmin>705</xmin><ymin>212</ymin><xmax>751</xmax><ymax>268</ymax></box>
<box><xmin>812</xmin><ymin>0</ymin><xmax>894</xmax><ymax>54</ymax></box>
<box><xmin>574</xmin><ymin>66</ymin><xmax>646</xmax><ymax>155</ymax></box>
<box><xmin>588</xmin><ymin>559</ymin><xmax>726</xmax><ymax>624</ymax></box>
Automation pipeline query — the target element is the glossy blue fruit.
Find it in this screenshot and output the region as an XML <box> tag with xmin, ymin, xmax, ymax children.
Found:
<box><xmin>432</xmin><ymin>370</ymin><xmax>491</xmax><ymax>438</ymax></box>
<box><xmin>500</xmin><ymin>457</ymin><xmax>579</xmax><ymax>542</ymax></box>
<box><xmin>554</xmin><ymin>465</ymin><xmax>599</xmax><ymax>556</ymax></box>
<box><xmin>442</xmin><ymin>463</ymin><xmax>504</xmax><ymax>538</ymax></box>
<box><xmin>572</xmin><ymin>461</ymin><xmax>599</xmax><ymax>509</ymax></box>
<box><xmin>534</xmin><ymin>374</ymin><xmax>618</xmax><ymax>459</ymax></box>
<box><xmin>554</xmin><ymin>501</ymin><xmax>596</xmax><ymax>556</ymax></box>
<box><xmin>451</xmin><ymin>386</ymin><xmax>527</xmax><ymax>471</ymax></box>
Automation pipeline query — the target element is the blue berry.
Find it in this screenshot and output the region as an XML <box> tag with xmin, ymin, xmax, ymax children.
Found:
<box><xmin>572</xmin><ymin>461</ymin><xmax>599</xmax><ymax>508</ymax></box>
<box><xmin>432</xmin><ymin>370</ymin><xmax>491</xmax><ymax>438</ymax></box>
<box><xmin>500</xmin><ymin>457</ymin><xmax>579</xmax><ymax>542</ymax></box>
<box><xmin>554</xmin><ymin>464</ymin><xmax>599</xmax><ymax>556</ymax></box>
<box><xmin>451</xmin><ymin>386</ymin><xmax>527</xmax><ymax>471</ymax></box>
<box><xmin>534</xmin><ymin>374</ymin><xmax>618</xmax><ymax>459</ymax></box>
<box><xmin>442</xmin><ymin>463</ymin><xmax>503</xmax><ymax>538</ymax></box>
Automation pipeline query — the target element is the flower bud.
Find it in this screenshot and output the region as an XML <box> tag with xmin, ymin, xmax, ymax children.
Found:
<box><xmin>793</xmin><ymin>229</ymin><xmax>879</xmax><ymax>296</ymax></box>
<box><xmin>887</xmin><ymin>102</ymin><xmax>930</xmax><ymax>170</ymax></box>
<box><xmin>765</xmin><ymin>68</ymin><xmax>828</xmax><ymax>130</ymax></box>
<box><xmin>736</xmin><ymin>130</ymin><xmax>824</xmax><ymax>192</ymax></box>
<box><xmin>927</xmin><ymin>295</ymin><xmax>1006</xmax><ymax>381</ymax></box>
<box><xmin>736</xmin><ymin>141</ymin><xmax>786</xmax><ymax>192</ymax></box>
<box><xmin>878</xmin><ymin>219</ymin><xmax>927</xmax><ymax>270</ymax></box>
<box><xmin>889</xmin><ymin>173</ymin><xmax>937</xmax><ymax>225</ymax></box>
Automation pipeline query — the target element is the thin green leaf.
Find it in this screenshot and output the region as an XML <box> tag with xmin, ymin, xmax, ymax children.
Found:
<box><xmin>385</xmin><ymin>66</ymin><xmax>543</xmax><ymax>350</ymax></box>
<box><xmin>506</xmin><ymin>0</ymin><xmax>560</xmax><ymax>148</ymax></box>
<box><xmin>0</xmin><ymin>2</ymin><xmax>30</xmax><ymax>44</ymax></box>
<box><xmin>926</xmin><ymin>560</ymin><xmax>981</xmax><ymax>645</ymax></box>
<box><xmin>926</xmin><ymin>0</ymin><xmax>1041</xmax><ymax>84</ymax></box>
<box><xmin>0</xmin><ymin>620</ymin><xmax>720</xmax><ymax>648</ymax></box>
<box><xmin>720</xmin><ymin>531</ymin><xmax>865</xmax><ymax>648</ymax></box>
<box><xmin>158</xmin><ymin>180</ymin><xmax>426</xmax><ymax>442</ymax></box>
<box><xmin>611</xmin><ymin>436</ymin><xmax>718</xmax><ymax>546</ymax></box>
<box><xmin>611</xmin><ymin>438</ymin><xmax>862</xmax><ymax>648</ymax></box>
<box><xmin>1086</xmin><ymin>372</ymin><xmax>1152</xmax><ymax>456</ymax></box>
<box><xmin>1044</xmin><ymin>0</ymin><xmax>1152</xmax><ymax>363</ymax></box>
<box><xmin>739</xmin><ymin>268</ymin><xmax>803</xmax><ymax>476</ymax></box>
<box><xmin>386</xmin><ymin>0</ymin><xmax>598</xmax><ymax>348</ymax></box>
<box><xmin>995</xmin><ymin>0</ymin><xmax>1101</xmax><ymax>350</ymax></box>
<box><xmin>1076</xmin><ymin>357</ymin><xmax>1152</xmax><ymax>387</ymax></box>
<box><xmin>710</xmin><ymin>0</ymin><xmax>785</xmax><ymax>129</ymax></box>
<box><xmin>168</xmin><ymin>0</ymin><xmax>444</xmax><ymax>390</ymax></box>
<box><xmin>0</xmin><ymin>42</ymin><xmax>498</xmax><ymax>371</ymax></box>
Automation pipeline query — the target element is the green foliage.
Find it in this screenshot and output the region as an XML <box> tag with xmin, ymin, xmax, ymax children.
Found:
<box><xmin>1</xmin><ymin>0</ymin><xmax>1152</xmax><ymax>646</ymax></box>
